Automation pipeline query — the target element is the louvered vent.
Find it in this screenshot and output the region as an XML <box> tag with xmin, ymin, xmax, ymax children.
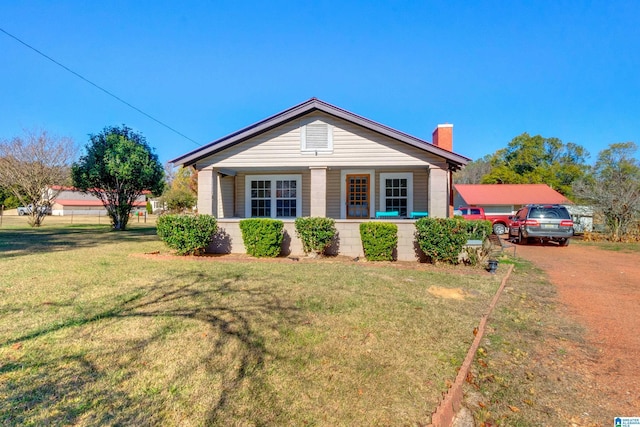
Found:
<box><xmin>301</xmin><ymin>121</ymin><xmax>332</xmax><ymax>153</ymax></box>
<box><xmin>306</xmin><ymin>123</ymin><xmax>328</xmax><ymax>149</ymax></box>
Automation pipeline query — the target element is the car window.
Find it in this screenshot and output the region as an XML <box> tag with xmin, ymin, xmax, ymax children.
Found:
<box><xmin>529</xmin><ymin>206</ymin><xmax>571</xmax><ymax>220</ymax></box>
<box><xmin>470</xmin><ymin>209</ymin><xmax>481</xmax><ymax>215</ymax></box>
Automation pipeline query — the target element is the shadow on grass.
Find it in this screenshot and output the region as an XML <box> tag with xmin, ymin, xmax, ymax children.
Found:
<box><xmin>0</xmin><ymin>225</ymin><xmax>159</xmax><ymax>259</ymax></box>
<box><xmin>1</xmin><ymin>269</ymin><xmax>300</xmax><ymax>425</ymax></box>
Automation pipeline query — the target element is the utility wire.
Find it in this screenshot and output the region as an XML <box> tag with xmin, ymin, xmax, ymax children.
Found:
<box><xmin>0</xmin><ymin>27</ymin><xmax>202</xmax><ymax>147</ymax></box>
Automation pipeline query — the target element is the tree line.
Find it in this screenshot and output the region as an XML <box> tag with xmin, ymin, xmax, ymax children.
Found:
<box><xmin>0</xmin><ymin>126</ymin><xmax>165</xmax><ymax>230</ymax></box>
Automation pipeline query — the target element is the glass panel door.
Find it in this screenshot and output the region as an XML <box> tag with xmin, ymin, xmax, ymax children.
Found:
<box><xmin>346</xmin><ymin>174</ymin><xmax>370</xmax><ymax>219</ymax></box>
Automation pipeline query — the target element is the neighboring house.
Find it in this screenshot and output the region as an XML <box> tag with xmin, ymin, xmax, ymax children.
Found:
<box><xmin>47</xmin><ymin>186</ymin><xmax>146</xmax><ymax>216</ymax></box>
<box><xmin>170</xmin><ymin>98</ymin><xmax>470</xmax><ymax>260</ymax></box>
<box><xmin>453</xmin><ymin>184</ymin><xmax>573</xmax><ymax>216</ymax></box>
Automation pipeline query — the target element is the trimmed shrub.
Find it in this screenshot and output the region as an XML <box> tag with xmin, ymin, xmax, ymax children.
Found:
<box><xmin>294</xmin><ymin>217</ymin><xmax>336</xmax><ymax>256</ymax></box>
<box><xmin>359</xmin><ymin>222</ymin><xmax>398</xmax><ymax>261</ymax></box>
<box><xmin>414</xmin><ymin>217</ymin><xmax>469</xmax><ymax>264</ymax></box>
<box><xmin>239</xmin><ymin>218</ymin><xmax>284</xmax><ymax>258</ymax></box>
<box><xmin>156</xmin><ymin>214</ymin><xmax>217</xmax><ymax>255</ymax></box>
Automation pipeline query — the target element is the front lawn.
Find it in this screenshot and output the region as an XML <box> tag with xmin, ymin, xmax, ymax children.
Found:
<box><xmin>0</xmin><ymin>224</ymin><xmax>504</xmax><ymax>426</ymax></box>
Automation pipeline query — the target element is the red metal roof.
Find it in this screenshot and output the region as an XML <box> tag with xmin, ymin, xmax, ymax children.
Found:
<box><xmin>54</xmin><ymin>200</ymin><xmax>146</xmax><ymax>207</ymax></box>
<box><xmin>454</xmin><ymin>184</ymin><xmax>572</xmax><ymax>206</ymax></box>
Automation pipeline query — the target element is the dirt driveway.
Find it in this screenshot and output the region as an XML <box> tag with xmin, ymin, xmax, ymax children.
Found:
<box><xmin>514</xmin><ymin>240</ymin><xmax>640</xmax><ymax>416</ymax></box>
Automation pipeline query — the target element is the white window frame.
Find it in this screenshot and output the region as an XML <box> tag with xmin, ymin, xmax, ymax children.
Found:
<box><xmin>379</xmin><ymin>173</ymin><xmax>413</xmax><ymax>217</ymax></box>
<box><xmin>245</xmin><ymin>174</ymin><xmax>302</xmax><ymax>218</ymax></box>
<box><xmin>300</xmin><ymin>120</ymin><xmax>333</xmax><ymax>154</ymax></box>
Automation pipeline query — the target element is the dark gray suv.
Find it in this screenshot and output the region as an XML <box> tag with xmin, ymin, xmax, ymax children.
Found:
<box><xmin>508</xmin><ymin>204</ymin><xmax>574</xmax><ymax>246</ymax></box>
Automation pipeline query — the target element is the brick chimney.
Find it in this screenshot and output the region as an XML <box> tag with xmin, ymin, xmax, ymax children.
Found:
<box><xmin>432</xmin><ymin>124</ymin><xmax>453</xmax><ymax>152</ymax></box>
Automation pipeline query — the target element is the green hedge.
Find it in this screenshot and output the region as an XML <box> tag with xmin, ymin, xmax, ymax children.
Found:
<box><xmin>156</xmin><ymin>214</ymin><xmax>218</xmax><ymax>255</ymax></box>
<box><xmin>359</xmin><ymin>222</ymin><xmax>398</xmax><ymax>261</ymax></box>
<box><xmin>239</xmin><ymin>218</ymin><xmax>284</xmax><ymax>257</ymax></box>
<box><xmin>414</xmin><ymin>217</ymin><xmax>469</xmax><ymax>264</ymax></box>
<box><xmin>294</xmin><ymin>217</ymin><xmax>336</xmax><ymax>256</ymax></box>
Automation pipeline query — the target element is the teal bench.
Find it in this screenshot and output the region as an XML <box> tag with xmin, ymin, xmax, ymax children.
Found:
<box><xmin>375</xmin><ymin>211</ymin><xmax>399</xmax><ymax>219</ymax></box>
<box><xmin>410</xmin><ymin>211</ymin><xmax>428</xmax><ymax>219</ymax></box>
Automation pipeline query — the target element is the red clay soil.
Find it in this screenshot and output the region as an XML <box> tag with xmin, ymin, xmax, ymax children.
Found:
<box><xmin>515</xmin><ymin>240</ymin><xmax>640</xmax><ymax>416</ymax></box>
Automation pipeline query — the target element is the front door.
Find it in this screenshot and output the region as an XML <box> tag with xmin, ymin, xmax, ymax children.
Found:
<box><xmin>346</xmin><ymin>174</ymin><xmax>370</xmax><ymax>219</ymax></box>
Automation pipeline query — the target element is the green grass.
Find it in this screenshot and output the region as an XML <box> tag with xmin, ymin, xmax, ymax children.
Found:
<box><xmin>0</xmin><ymin>224</ymin><xmax>505</xmax><ymax>426</ymax></box>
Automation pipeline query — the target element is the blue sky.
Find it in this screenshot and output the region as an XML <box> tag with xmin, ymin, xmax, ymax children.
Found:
<box><xmin>1</xmin><ymin>1</ymin><xmax>639</xmax><ymax>165</ymax></box>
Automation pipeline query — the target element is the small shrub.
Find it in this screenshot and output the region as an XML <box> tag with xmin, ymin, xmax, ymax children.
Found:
<box><xmin>464</xmin><ymin>220</ymin><xmax>492</xmax><ymax>241</ymax></box>
<box><xmin>156</xmin><ymin>214</ymin><xmax>217</xmax><ymax>255</ymax></box>
<box><xmin>294</xmin><ymin>217</ymin><xmax>336</xmax><ymax>256</ymax></box>
<box><xmin>414</xmin><ymin>218</ymin><xmax>468</xmax><ymax>264</ymax></box>
<box><xmin>359</xmin><ymin>222</ymin><xmax>398</xmax><ymax>261</ymax></box>
<box><xmin>239</xmin><ymin>218</ymin><xmax>284</xmax><ymax>257</ymax></box>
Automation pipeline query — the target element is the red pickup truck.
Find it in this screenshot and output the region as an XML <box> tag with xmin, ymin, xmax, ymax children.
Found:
<box><xmin>454</xmin><ymin>206</ymin><xmax>512</xmax><ymax>235</ymax></box>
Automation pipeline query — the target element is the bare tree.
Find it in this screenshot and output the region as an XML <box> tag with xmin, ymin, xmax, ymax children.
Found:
<box><xmin>0</xmin><ymin>129</ymin><xmax>76</xmax><ymax>226</ymax></box>
<box><xmin>573</xmin><ymin>142</ymin><xmax>640</xmax><ymax>241</ymax></box>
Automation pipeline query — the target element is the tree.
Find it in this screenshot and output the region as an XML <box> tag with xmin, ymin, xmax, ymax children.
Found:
<box><xmin>481</xmin><ymin>133</ymin><xmax>589</xmax><ymax>198</ymax></box>
<box><xmin>72</xmin><ymin>125</ymin><xmax>164</xmax><ymax>230</ymax></box>
<box><xmin>0</xmin><ymin>129</ymin><xmax>76</xmax><ymax>226</ymax></box>
<box><xmin>161</xmin><ymin>165</ymin><xmax>197</xmax><ymax>213</ymax></box>
<box><xmin>573</xmin><ymin>142</ymin><xmax>640</xmax><ymax>241</ymax></box>
<box><xmin>453</xmin><ymin>154</ymin><xmax>493</xmax><ymax>184</ymax></box>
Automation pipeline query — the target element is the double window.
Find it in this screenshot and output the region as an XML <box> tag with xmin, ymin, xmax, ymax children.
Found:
<box><xmin>246</xmin><ymin>175</ymin><xmax>301</xmax><ymax>218</ymax></box>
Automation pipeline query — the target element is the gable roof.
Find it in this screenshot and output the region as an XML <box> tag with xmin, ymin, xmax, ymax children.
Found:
<box><xmin>454</xmin><ymin>184</ymin><xmax>572</xmax><ymax>206</ymax></box>
<box><xmin>170</xmin><ymin>98</ymin><xmax>470</xmax><ymax>168</ymax></box>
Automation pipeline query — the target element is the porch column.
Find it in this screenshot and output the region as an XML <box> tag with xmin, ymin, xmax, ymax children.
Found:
<box><xmin>309</xmin><ymin>167</ymin><xmax>328</xmax><ymax>217</ymax></box>
<box><xmin>197</xmin><ymin>168</ymin><xmax>216</xmax><ymax>216</ymax></box>
<box><xmin>428</xmin><ymin>167</ymin><xmax>448</xmax><ymax>218</ymax></box>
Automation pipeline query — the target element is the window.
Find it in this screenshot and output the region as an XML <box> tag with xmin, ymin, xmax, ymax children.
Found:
<box><xmin>301</xmin><ymin>120</ymin><xmax>333</xmax><ymax>153</ymax></box>
<box><xmin>379</xmin><ymin>173</ymin><xmax>413</xmax><ymax>217</ymax></box>
<box><xmin>246</xmin><ymin>175</ymin><xmax>301</xmax><ymax>218</ymax></box>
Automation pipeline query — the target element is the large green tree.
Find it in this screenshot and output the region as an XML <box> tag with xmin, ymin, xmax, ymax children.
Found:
<box><xmin>72</xmin><ymin>125</ymin><xmax>164</xmax><ymax>230</ymax></box>
<box><xmin>573</xmin><ymin>142</ymin><xmax>640</xmax><ymax>241</ymax></box>
<box><xmin>481</xmin><ymin>133</ymin><xmax>589</xmax><ymax>198</ymax></box>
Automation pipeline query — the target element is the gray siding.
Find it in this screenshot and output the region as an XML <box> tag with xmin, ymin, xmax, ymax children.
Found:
<box><xmin>199</xmin><ymin>112</ymin><xmax>447</xmax><ymax>170</ymax></box>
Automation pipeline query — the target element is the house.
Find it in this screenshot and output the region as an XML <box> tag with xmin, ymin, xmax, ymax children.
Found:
<box><xmin>453</xmin><ymin>184</ymin><xmax>572</xmax><ymax>216</ymax></box>
<box><xmin>47</xmin><ymin>186</ymin><xmax>147</xmax><ymax>216</ymax></box>
<box><xmin>170</xmin><ymin>98</ymin><xmax>470</xmax><ymax>260</ymax></box>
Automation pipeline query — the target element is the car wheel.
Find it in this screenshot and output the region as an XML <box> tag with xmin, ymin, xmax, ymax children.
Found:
<box><xmin>559</xmin><ymin>238</ymin><xmax>570</xmax><ymax>247</ymax></box>
<box><xmin>493</xmin><ymin>223</ymin><xmax>507</xmax><ymax>235</ymax></box>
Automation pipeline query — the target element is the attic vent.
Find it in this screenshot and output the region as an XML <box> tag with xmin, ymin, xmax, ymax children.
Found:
<box><xmin>301</xmin><ymin>121</ymin><xmax>333</xmax><ymax>153</ymax></box>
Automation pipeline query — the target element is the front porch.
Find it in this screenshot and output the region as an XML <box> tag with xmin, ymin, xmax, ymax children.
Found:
<box><xmin>210</xmin><ymin>218</ymin><xmax>427</xmax><ymax>262</ymax></box>
<box><xmin>198</xmin><ymin>165</ymin><xmax>452</xmax><ymax>221</ymax></box>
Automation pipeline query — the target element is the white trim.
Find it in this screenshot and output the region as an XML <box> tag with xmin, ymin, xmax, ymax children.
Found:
<box><xmin>340</xmin><ymin>169</ymin><xmax>376</xmax><ymax>219</ymax></box>
<box><xmin>244</xmin><ymin>174</ymin><xmax>302</xmax><ymax>218</ymax></box>
<box><xmin>379</xmin><ymin>172</ymin><xmax>413</xmax><ymax>217</ymax></box>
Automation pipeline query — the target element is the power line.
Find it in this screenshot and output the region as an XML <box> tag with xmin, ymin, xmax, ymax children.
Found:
<box><xmin>0</xmin><ymin>27</ymin><xmax>202</xmax><ymax>147</ymax></box>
